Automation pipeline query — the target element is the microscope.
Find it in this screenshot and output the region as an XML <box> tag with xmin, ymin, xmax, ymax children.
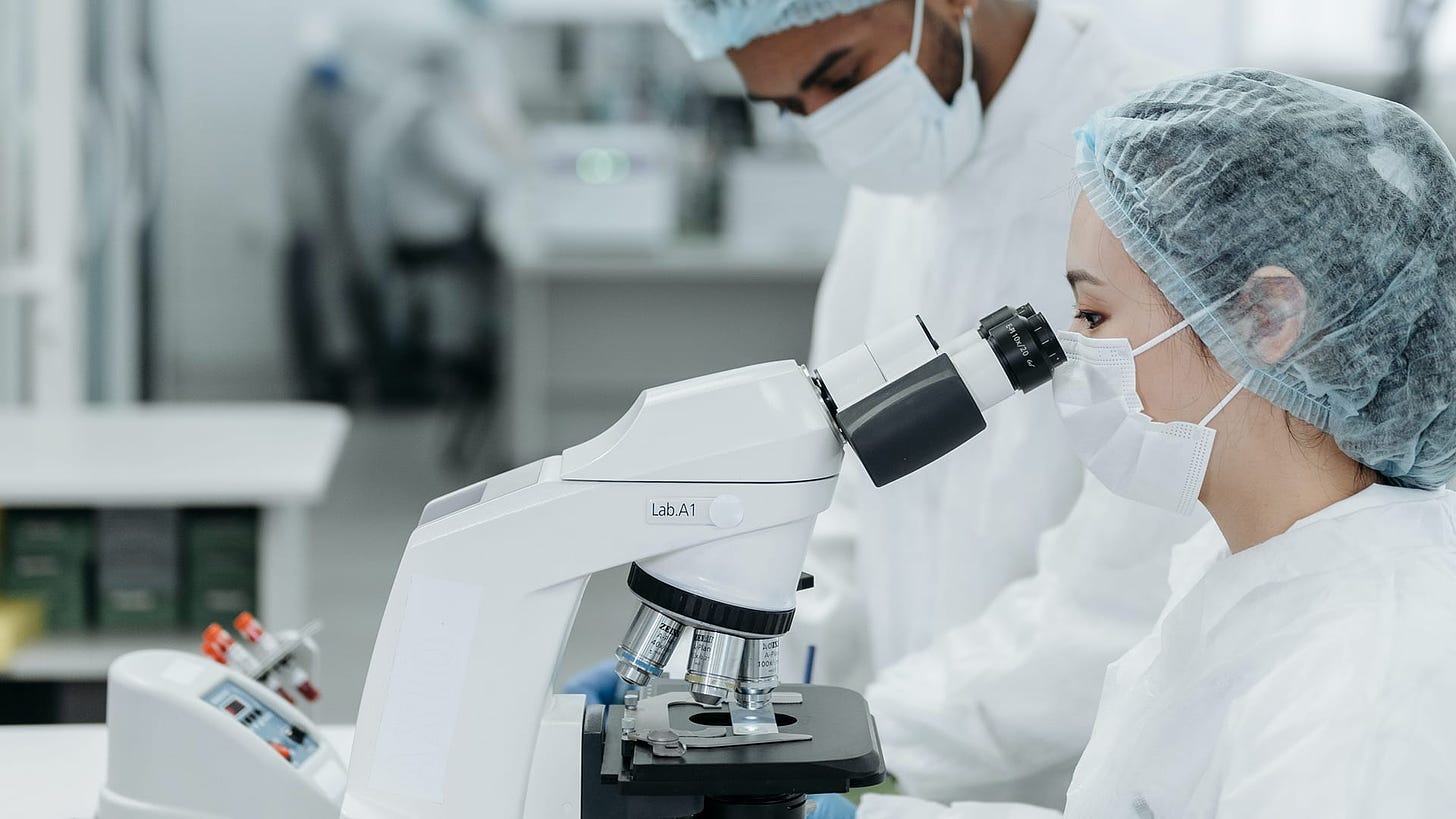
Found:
<box><xmin>342</xmin><ymin>305</ymin><xmax>1066</xmax><ymax>818</ymax></box>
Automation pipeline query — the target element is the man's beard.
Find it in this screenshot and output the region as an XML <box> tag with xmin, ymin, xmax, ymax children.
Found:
<box><xmin>926</xmin><ymin>11</ymin><xmax>970</xmax><ymax>103</ymax></box>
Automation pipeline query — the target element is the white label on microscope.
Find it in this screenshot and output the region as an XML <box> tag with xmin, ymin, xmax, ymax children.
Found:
<box><xmin>646</xmin><ymin>498</ymin><xmax>712</xmax><ymax>525</ymax></box>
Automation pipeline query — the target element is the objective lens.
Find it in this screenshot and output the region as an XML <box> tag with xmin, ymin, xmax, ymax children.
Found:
<box><xmin>685</xmin><ymin>629</ymin><xmax>745</xmax><ymax>706</ymax></box>
<box><xmin>735</xmin><ymin>637</ymin><xmax>780</xmax><ymax>709</ymax></box>
<box><xmin>614</xmin><ymin>605</ymin><xmax>685</xmax><ymax>687</ymax></box>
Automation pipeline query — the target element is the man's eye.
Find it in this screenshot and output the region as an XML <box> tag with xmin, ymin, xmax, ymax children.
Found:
<box><xmin>1075</xmin><ymin>310</ymin><xmax>1105</xmax><ymax>329</ymax></box>
<box><xmin>825</xmin><ymin>71</ymin><xmax>859</xmax><ymax>93</ymax></box>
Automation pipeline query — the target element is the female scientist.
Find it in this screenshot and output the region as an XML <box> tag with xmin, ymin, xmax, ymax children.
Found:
<box><xmin>841</xmin><ymin>67</ymin><xmax>1456</xmax><ymax>818</ymax></box>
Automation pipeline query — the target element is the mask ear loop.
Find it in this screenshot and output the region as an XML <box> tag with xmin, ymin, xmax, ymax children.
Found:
<box><xmin>1132</xmin><ymin>290</ymin><xmax>1239</xmax><ymax>358</ymax></box>
<box><xmin>910</xmin><ymin>0</ymin><xmax>926</xmax><ymax>60</ymax></box>
<box><xmin>960</xmin><ymin>6</ymin><xmax>974</xmax><ymax>86</ymax></box>
<box><xmin>1198</xmin><ymin>371</ymin><xmax>1254</xmax><ymax>427</ymax></box>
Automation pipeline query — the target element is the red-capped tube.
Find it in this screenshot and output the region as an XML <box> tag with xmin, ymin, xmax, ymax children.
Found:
<box><xmin>203</xmin><ymin>622</ymin><xmax>294</xmax><ymax>703</ymax></box>
<box><xmin>233</xmin><ymin>611</ymin><xmax>320</xmax><ymax>702</ymax></box>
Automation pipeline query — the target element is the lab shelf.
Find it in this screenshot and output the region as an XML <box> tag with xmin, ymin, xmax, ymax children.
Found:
<box><xmin>0</xmin><ymin>404</ymin><xmax>350</xmax><ymax>681</ymax></box>
<box><xmin>0</xmin><ymin>631</ymin><xmax>198</xmax><ymax>682</ymax></box>
<box><xmin>0</xmin><ymin>404</ymin><xmax>349</xmax><ymax>505</ymax></box>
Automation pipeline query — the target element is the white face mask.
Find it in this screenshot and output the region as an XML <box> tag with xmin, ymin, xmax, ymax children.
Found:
<box><xmin>1052</xmin><ymin>307</ymin><xmax>1250</xmax><ymax>516</ymax></box>
<box><xmin>791</xmin><ymin>0</ymin><xmax>982</xmax><ymax>195</ymax></box>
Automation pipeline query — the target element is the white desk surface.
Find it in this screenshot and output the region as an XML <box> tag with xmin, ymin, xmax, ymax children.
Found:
<box><xmin>0</xmin><ymin>723</ymin><xmax>354</xmax><ymax>819</ymax></box>
<box><xmin>0</xmin><ymin>403</ymin><xmax>350</xmax><ymax>506</ymax></box>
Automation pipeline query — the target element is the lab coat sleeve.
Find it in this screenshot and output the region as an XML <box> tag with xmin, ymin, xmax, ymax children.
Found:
<box><xmin>858</xmin><ymin>795</ymin><xmax>1062</xmax><ymax>819</ymax></box>
<box><xmin>865</xmin><ymin>479</ymin><xmax>1209</xmax><ymax>808</ymax></box>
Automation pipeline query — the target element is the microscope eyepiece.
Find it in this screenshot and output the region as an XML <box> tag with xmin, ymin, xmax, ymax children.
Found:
<box><xmin>814</xmin><ymin>302</ymin><xmax>1068</xmax><ymax>488</ymax></box>
<box><xmin>978</xmin><ymin>304</ymin><xmax>1066</xmax><ymax>393</ymax></box>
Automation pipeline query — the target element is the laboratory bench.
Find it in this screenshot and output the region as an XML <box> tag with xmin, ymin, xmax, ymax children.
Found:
<box><xmin>0</xmin><ymin>722</ymin><xmax>355</xmax><ymax>818</ymax></box>
<box><xmin>0</xmin><ymin>404</ymin><xmax>349</xmax><ymax>717</ymax></box>
<box><xmin>507</xmin><ymin>241</ymin><xmax>827</xmax><ymax>463</ymax></box>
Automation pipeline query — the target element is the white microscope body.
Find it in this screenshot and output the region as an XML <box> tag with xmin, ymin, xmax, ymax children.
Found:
<box><xmin>343</xmin><ymin>306</ymin><xmax>1066</xmax><ymax>818</ymax></box>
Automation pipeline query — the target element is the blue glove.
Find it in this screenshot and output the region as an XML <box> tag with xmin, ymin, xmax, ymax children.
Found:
<box><xmin>563</xmin><ymin>657</ymin><xmax>631</xmax><ymax>706</ymax></box>
<box><xmin>807</xmin><ymin>794</ymin><xmax>857</xmax><ymax>818</ymax></box>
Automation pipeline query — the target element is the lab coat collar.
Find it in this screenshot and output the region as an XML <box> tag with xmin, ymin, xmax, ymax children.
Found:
<box><xmin>1167</xmin><ymin>484</ymin><xmax>1452</xmax><ymax>648</ymax></box>
<box><xmin>973</xmin><ymin>3</ymin><xmax>1090</xmax><ymax>157</ymax></box>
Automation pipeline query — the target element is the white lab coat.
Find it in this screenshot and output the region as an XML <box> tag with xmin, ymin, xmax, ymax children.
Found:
<box><xmin>781</xmin><ymin>4</ymin><xmax>1180</xmax><ymax>806</ymax></box>
<box><xmin>862</xmin><ymin>484</ymin><xmax>1456</xmax><ymax>818</ymax></box>
<box><xmin>865</xmin><ymin>479</ymin><xmax>1208</xmax><ymax>806</ymax></box>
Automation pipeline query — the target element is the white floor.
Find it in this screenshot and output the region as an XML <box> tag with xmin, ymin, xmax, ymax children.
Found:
<box><xmin>304</xmin><ymin>410</ymin><xmax>637</xmax><ymax>723</ymax></box>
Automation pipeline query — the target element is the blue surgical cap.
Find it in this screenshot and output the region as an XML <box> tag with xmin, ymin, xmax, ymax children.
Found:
<box><xmin>664</xmin><ymin>0</ymin><xmax>885</xmax><ymax>59</ymax></box>
<box><xmin>1075</xmin><ymin>68</ymin><xmax>1456</xmax><ymax>490</ymax></box>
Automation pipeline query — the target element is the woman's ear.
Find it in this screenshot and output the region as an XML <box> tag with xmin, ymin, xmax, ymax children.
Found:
<box><xmin>1243</xmin><ymin>265</ymin><xmax>1306</xmax><ymax>364</ymax></box>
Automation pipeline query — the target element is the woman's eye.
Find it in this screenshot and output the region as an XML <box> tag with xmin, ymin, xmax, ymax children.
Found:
<box><xmin>1075</xmin><ymin>309</ymin><xmax>1105</xmax><ymax>330</ymax></box>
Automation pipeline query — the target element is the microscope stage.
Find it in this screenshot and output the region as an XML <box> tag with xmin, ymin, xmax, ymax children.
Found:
<box><xmin>593</xmin><ymin>683</ymin><xmax>885</xmax><ymax>798</ymax></box>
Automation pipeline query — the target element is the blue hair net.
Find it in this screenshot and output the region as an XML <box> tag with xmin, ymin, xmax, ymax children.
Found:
<box><xmin>1075</xmin><ymin>69</ymin><xmax>1456</xmax><ymax>489</ymax></box>
<box><xmin>664</xmin><ymin>0</ymin><xmax>885</xmax><ymax>59</ymax></box>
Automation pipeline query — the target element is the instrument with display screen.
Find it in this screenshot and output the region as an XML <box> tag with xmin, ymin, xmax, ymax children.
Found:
<box><xmin>99</xmin><ymin>650</ymin><xmax>345</xmax><ymax>819</ymax></box>
<box><xmin>203</xmin><ymin>681</ymin><xmax>321</xmax><ymax>767</ymax></box>
<box><xmin>343</xmin><ymin>305</ymin><xmax>1066</xmax><ymax>817</ymax></box>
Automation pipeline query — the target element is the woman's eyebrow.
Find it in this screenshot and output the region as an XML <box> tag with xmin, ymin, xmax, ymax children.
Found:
<box><xmin>1066</xmin><ymin>268</ymin><xmax>1104</xmax><ymax>287</ymax></box>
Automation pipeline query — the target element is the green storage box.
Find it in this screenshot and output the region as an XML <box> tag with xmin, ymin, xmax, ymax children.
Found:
<box><xmin>99</xmin><ymin>588</ymin><xmax>180</xmax><ymax>629</ymax></box>
<box><xmin>97</xmin><ymin>509</ymin><xmax>182</xmax><ymax>630</ymax></box>
<box><xmin>1</xmin><ymin>510</ymin><xmax>94</xmax><ymax>631</ymax></box>
<box><xmin>184</xmin><ymin>509</ymin><xmax>258</xmax><ymax>628</ymax></box>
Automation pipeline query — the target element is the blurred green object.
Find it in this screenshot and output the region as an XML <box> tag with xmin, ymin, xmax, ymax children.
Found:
<box><xmin>0</xmin><ymin>509</ymin><xmax>94</xmax><ymax>631</ymax></box>
<box><xmin>98</xmin><ymin>509</ymin><xmax>182</xmax><ymax>629</ymax></box>
<box><xmin>184</xmin><ymin>509</ymin><xmax>258</xmax><ymax>628</ymax></box>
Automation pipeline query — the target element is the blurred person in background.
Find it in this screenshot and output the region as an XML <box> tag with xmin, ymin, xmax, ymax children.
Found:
<box><xmin>651</xmin><ymin>0</ymin><xmax>1205</xmax><ymax>809</ymax></box>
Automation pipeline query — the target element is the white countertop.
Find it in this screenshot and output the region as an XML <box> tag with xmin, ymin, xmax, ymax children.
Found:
<box><xmin>0</xmin><ymin>403</ymin><xmax>350</xmax><ymax>506</ymax></box>
<box><xmin>0</xmin><ymin>723</ymin><xmax>354</xmax><ymax>818</ymax></box>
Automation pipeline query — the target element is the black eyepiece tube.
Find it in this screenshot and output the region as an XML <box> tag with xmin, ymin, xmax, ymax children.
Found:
<box><xmin>820</xmin><ymin>303</ymin><xmax>1068</xmax><ymax>488</ymax></box>
<box><xmin>978</xmin><ymin>304</ymin><xmax>1066</xmax><ymax>393</ymax></box>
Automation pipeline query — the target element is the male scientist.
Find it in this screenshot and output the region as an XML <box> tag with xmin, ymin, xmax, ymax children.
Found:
<box><xmin>659</xmin><ymin>0</ymin><xmax>1208</xmax><ymax>809</ymax></box>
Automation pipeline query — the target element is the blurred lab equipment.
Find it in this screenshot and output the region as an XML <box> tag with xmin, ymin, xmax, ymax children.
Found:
<box><xmin>531</xmin><ymin>123</ymin><xmax>680</xmax><ymax>250</ymax></box>
<box><xmin>722</xmin><ymin>153</ymin><xmax>848</xmax><ymax>259</ymax></box>
<box><xmin>100</xmin><ymin>650</ymin><xmax>344</xmax><ymax>819</ymax></box>
<box><xmin>281</xmin><ymin>17</ymin><xmax>524</xmax><ymax>462</ymax></box>
<box><xmin>343</xmin><ymin>304</ymin><xmax>1065</xmax><ymax>816</ymax></box>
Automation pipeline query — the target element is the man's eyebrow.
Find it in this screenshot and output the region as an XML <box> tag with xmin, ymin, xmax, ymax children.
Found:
<box><xmin>1066</xmin><ymin>268</ymin><xmax>1104</xmax><ymax>287</ymax></box>
<box><xmin>800</xmin><ymin>48</ymin><xmax>850</xmax><ymax>91</ymax></box>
